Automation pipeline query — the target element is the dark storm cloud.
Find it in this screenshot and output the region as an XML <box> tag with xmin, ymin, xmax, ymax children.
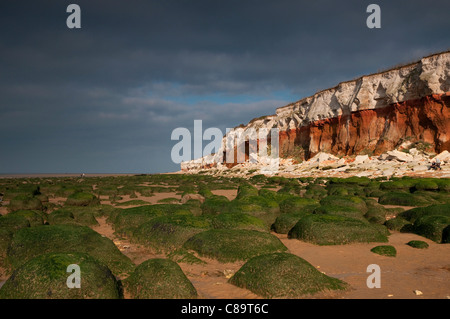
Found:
<box><xmin>0</xmin><ymin>0</ymin><xmax>449</xmax><ymax>173</ymax></box>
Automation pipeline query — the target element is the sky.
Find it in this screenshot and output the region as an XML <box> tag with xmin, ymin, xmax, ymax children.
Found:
<box><xmin>0</xmin><ymin>0</ymin><xmax>449</xmax><ymax>174</ymax></box>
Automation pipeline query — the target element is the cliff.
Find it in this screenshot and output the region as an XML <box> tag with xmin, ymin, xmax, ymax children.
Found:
<box><xmin>181</xmin><ymin>51</ymin><xmax>450</xmax><ymax>172</ymax></box>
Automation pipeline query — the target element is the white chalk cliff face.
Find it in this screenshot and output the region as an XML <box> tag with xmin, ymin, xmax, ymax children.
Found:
<box><xmin>276</xmin><ymin>52</ymin><xmax>450</xmax><ymax>129</ymax></box>
<box><xmin>181</xmin><ymin>51</ymin><xmax>450</xmax><ymax>171</ymax></box>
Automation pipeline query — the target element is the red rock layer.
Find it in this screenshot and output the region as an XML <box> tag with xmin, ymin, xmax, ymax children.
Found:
<box><xmin>279</xmin><ymin>93</ymin><xmax>450</xmax><ymax>160</ymax></box>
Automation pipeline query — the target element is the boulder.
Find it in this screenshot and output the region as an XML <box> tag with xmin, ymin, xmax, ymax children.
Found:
<box><xmin>283</xmin><ymin>165</ymin><xmax>297</xmax><ymax>172</ymax></box>
<box><xmin>433</xmin><ymin>150</ymin><xmax>450</xmax><ymax>163</ymax></box>
<box><xmin>7</xmin><ymin>225</ymin><xmax>135</xmax><ymax>276</ymax></box>
<box><xmin>356</xmin><ymin>171</ymin><xmax>373</xmax><ymax>177</ymax></box>
<box><xmin>229</xmin><ymin>253</ymin><xmax>348</xmax><ymax>298</ymax></box>
<box><xmin>382</xmin><ymin>168</ymin><xmax>395</xmax><ymax>176</ymax></box>
<box><xmin>180</xmin><ymin>193</ymin><xmax>205</xmax><ymax>204</ymax></box>
<box><xmin>335</xmin><ymin>165</ymin><xmax>350</xmax><ymax>172</ymax></box>
<box><xmin>412</xmin><ymin>165</ymin><xmax>429</xmax><ymax>172</ymax></box>
<box><xmin>183</xmin><ymin>229</ymin><xmax>287</xmax><ymax>262</ymax></box>
<box><xmin>409</xmin><ymin>148</ymin><xmax>419</xmax><ymax>156</ymax></box>
<box><xmin>0</xmin><ymin>252</ymin><xmax>121</xmax><ymax>299</ymax></box>
<box><xmin>123</xmin><ymin>258</ymin><xmax>197</xmax><ymax>299</ymax></box>
<box><xmin>309</xmin><ymin>152</ymin><xmax>339</xmax><ymax>164</ymax></box>
<box><xmin>353</xmin><ymin>155</ymin><xmax>369</xmax><ymax>165</ymax></box>
<box><xmin>386</xmin><ymin>150</ymin><xmax>414</xmax><ymax>162</ymax></box>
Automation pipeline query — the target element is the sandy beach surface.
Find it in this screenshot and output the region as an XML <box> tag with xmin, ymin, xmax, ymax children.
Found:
<box><xmin>89</xmin><ymin>214</ymin><xmax>449</xmax><ymax>299</ymax></box>
<box><xmin>1</xmin><ymin>183</ymin><xmax>449</xmax><ymax>299</ymax></box>
<box><xmin>89</xmin><ymin>189</ymin><xmax>449</xmax><ymax>299</ymax></box>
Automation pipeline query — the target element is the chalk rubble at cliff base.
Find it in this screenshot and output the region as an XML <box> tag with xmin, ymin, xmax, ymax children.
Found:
<box><xmin>181</xmin><ymin>149</ymin><xmax>450</xmax><ymax>179</ymax></box>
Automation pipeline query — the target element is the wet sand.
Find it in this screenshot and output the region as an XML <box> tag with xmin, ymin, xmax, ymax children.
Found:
<box><xmin>1</xmin><ymin>185</ymin><xmax>449</xmax><ymax>299</ymax></box>
<box><xmin>92</xmin><ymin>215</ymin><xmax>450</xmax><ymax>299</ymax></box>
<box><xmin>211</xmin><ymin>189</ymin><xmax>238</xmax><ymax>200</ymax></box>
<box><xmin>276</xmin><ymin>232</ymin><xmax>450</xmax><ymax>299</ymax></box>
